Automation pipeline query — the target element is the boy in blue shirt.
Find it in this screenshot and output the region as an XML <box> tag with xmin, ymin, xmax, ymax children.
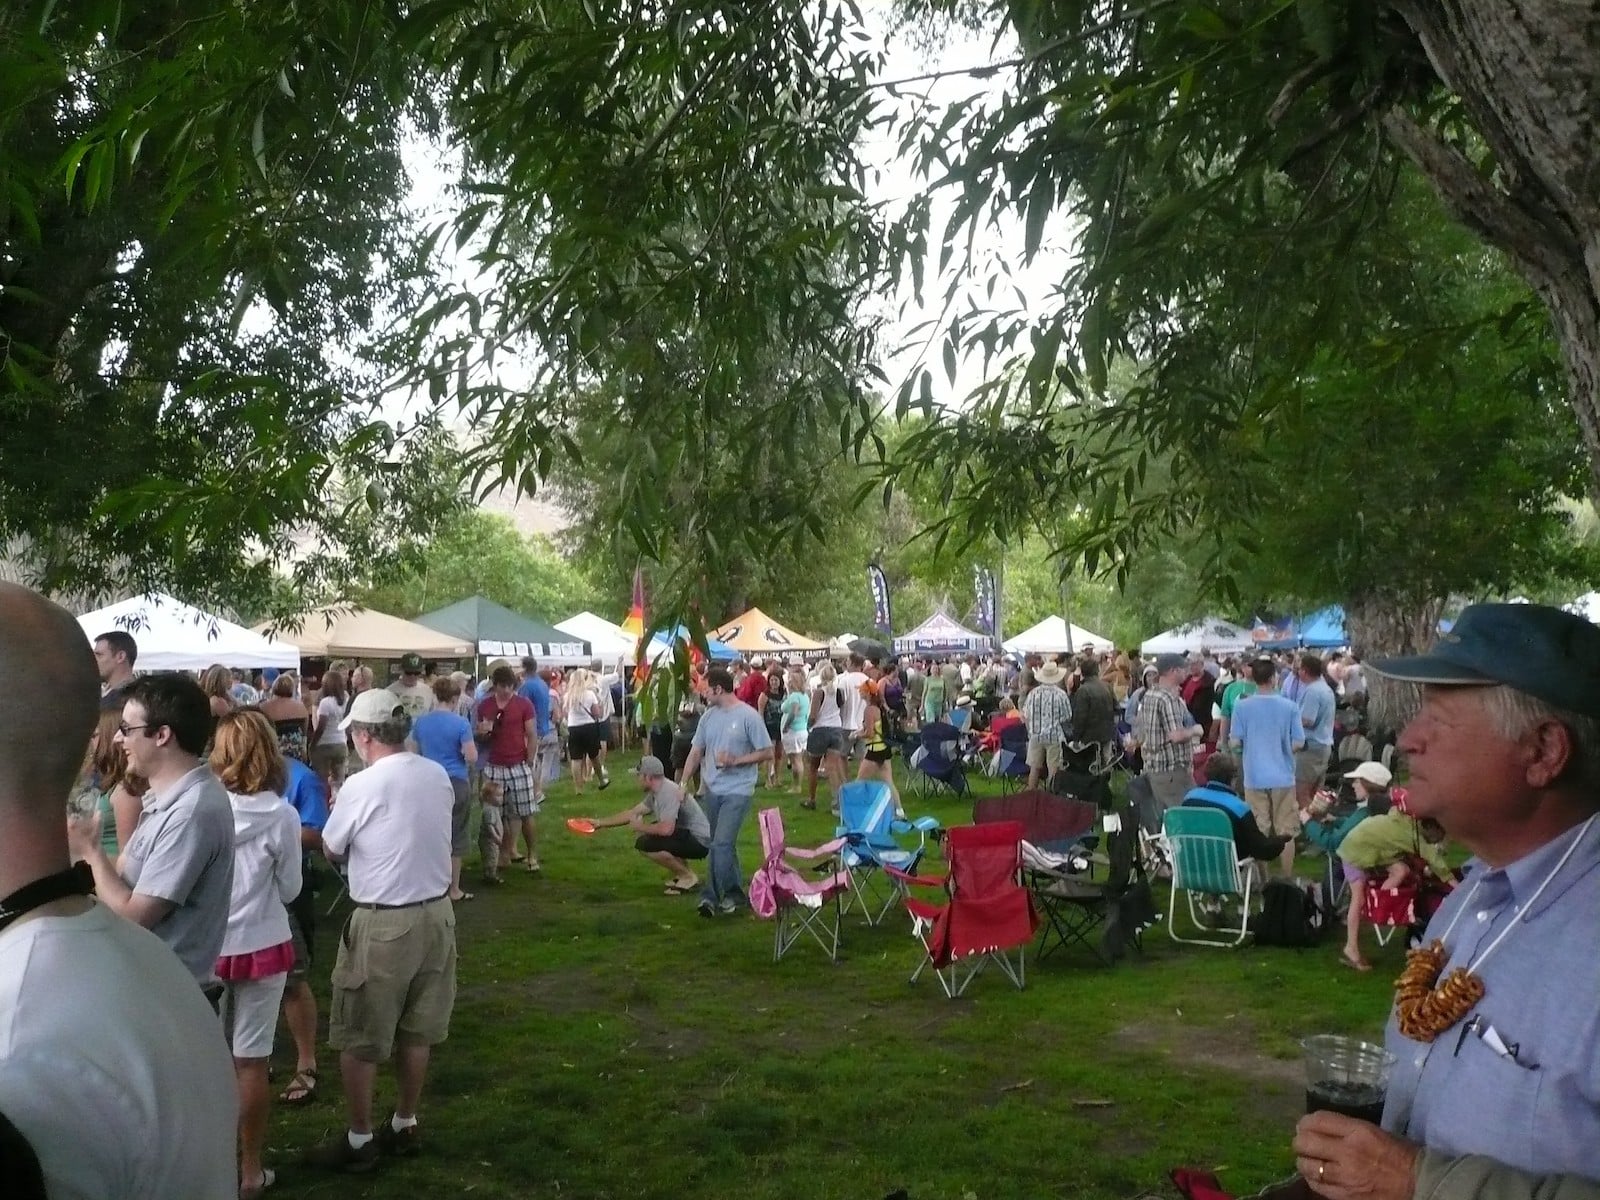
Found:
<box><xmin>1228</xmin><ymin>657</ymin><xmax>1304</xmax><ymax>877</ymax></box>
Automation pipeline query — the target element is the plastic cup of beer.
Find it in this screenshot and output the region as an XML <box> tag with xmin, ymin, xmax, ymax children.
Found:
<box><xmin>1301</xmin><ymin>1035</ymin><xmax>1395</xmax><ymax>1123</ymax></box>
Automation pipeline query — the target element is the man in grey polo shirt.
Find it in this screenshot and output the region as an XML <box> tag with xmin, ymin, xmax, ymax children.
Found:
<box><xmin>72</xmin><ymin>672</ymin><xmax>234</xmax><ymax>989</ymax></box>
<box><xmin>582</xmin><ymin>756</ymin><xmax>710</xmax><ymax>893</ymax></box>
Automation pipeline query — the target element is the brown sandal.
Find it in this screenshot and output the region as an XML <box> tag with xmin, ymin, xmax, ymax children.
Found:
<box><xmin>279</xmin><ymin>1067</ymin><xmax>317</xmax><ymax>1106</ymax></box>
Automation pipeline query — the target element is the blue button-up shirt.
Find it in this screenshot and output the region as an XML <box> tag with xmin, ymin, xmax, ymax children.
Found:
<box><xmin>1382</xmin><ymin>816</ymin><xmax>1600</xmax><ymax>1179</ymax></box>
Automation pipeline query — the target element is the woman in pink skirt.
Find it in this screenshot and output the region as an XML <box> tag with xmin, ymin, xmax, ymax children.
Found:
<box><xmin>211</xmin><ymin>710</ymin><xmax>302</xmax><ymax>1198</ymax></box>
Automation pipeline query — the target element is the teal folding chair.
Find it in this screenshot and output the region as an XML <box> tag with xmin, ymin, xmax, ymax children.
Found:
<box><xmin>1162</xmin><ymin>807</ymin><xmax>1255</xmax><ymax>946</ymax></box>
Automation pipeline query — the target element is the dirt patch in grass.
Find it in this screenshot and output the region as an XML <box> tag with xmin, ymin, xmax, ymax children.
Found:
<box><xmin>1111</xmin><ymin>1016</ymin><xmax>1300</xmax><ymax>1087</ymax></box>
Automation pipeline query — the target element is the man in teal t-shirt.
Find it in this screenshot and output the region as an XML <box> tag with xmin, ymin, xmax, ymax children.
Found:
<box><xmin>1216</xmin><ymin>658</ymin><xmax>1260</xmax><ymax>747</ymax></box>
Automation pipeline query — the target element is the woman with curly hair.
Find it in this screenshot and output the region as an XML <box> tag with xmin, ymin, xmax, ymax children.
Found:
<box><xmin>209</xmin><ymin>710</ymin><xmax>301</xmax><ymax>1200</ymax></box>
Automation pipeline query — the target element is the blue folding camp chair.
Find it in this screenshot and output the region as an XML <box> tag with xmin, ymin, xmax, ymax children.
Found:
<box><xmin>834</xmin><ymin>779</ymin><xmax>940</xmax><ymax>926</ymax></box>
<box><xmin>908</xmin><ymin>721</ymin><xmax>969</xmax><ymax>801</ymax></box>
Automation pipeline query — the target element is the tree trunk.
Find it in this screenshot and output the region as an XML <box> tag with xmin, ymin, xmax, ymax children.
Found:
<box><xmin>1343</xmin><ymin>592</ymin><xmax>1441</xmax><ymax>739</ymax></box>
<box><xmin>1385</xmin><ymin>0</ymin><xmax>1600</xmax><ymax>487</ymax></box>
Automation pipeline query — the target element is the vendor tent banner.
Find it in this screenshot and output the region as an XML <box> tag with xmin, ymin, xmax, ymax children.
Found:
<box><xmin>80</xmin><ymin>594</ymin><xmax>299</xmax><ymax>672</ymax></box>
<box><xmin>714</xmin><ymin>607</ymin><xmax>830</xmax><ymax>654</ymax></box>
<box><xmin>415</xmin><ymin>595</ymin><xmax>591</xmax><ymax>665</ymax></box>
<box><xmin>1002</xmin><ymin>615</ymin><xmax>1112</xmax><ymax>656</ymax></box>
<box><xmin>254</xmin><ymin>606</ymin><xmax>471</xmax><ymax>660</ymax></box>
<box><xmin>1139</xmin><ymin>617</ymin><xmax>1254</xmax><ymax>657</ymax></box>
<box><xmin>893</xmin><ymin>610</ymin><xmax>990</xmax><ymax>656</ymax></box>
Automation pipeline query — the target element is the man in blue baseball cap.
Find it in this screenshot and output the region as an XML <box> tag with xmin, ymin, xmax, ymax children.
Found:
<box><xmin>1292</xmin><ymin>602</ymin><xmax>1600</xmax><ymax>1199</ymax></box>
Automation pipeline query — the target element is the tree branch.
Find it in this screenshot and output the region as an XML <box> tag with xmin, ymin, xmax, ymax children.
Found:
<box><xmin>1379</xmin><ymin>105</ymin><xmax>1577</xmax><ymax>291</ymax></box>
<box><xmin>869</xmin><ymin>0</ymin><xmax>1182</xmax><ymax>92</ymax></box>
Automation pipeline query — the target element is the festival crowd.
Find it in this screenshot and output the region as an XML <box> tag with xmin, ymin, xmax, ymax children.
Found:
<box><xmin>0</xmin><ymin>581</ymin><xmax>1595</xmax><ymax>1200</ymax></box>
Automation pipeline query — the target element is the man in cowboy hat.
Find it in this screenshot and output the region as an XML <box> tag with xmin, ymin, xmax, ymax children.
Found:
<box><xmin>1292</xmin><ymin>603</ymin><xmax>1600</xmax><ymax>1200</ymax></box>
<box><xmin>1021</xmin><ymin>659</ymin><xmax>1072</xmax><ymax>790</ymax></box>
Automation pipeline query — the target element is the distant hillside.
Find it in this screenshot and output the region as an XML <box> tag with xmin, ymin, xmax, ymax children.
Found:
<box><xmin>476</xmin><ymin>486</ymin><xmax>573</xmax><ymax>542</ymax></box>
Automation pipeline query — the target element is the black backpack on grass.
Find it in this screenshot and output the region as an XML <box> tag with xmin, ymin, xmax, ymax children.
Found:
<box><xmin>1252</xmin><ymin>879</ymin><xmax>1328</xmax><ymax>948</ymax></box>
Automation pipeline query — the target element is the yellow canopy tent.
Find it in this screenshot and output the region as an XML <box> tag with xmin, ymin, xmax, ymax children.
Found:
<box><xmin>713</xmin><ymin>607</ymin><xmax>830</xmax><ymax>655</ymax></box>
<box><xmin>253</xmin><ymin>606</ymin><xmax>473</xmax><ymax>659</ymax></box>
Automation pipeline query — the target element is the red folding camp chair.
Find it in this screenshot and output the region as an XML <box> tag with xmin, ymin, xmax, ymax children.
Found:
<box><xmin>886</xmin><ymin>821</ymin><xmax>1038</xmax><ymax>998</ymax></box>
<box><xmin>1361</xmin><ymin>856</ymin><xmax>1452</xmax><ymax>946</ymax></box>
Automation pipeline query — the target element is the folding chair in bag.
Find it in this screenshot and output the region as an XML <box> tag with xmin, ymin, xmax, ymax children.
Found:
<box><xmin>987</xmin><ymin>722</ymin><xmax>1030</xmax><ymax>793</ymax></box>
<box><xmin>886</xmin><ymin>821</ymin><xmax>1038</xmax><ymax>998</ymax></box>
<box><xmin>1127</xmin><ymin>774</ymin><xmax>1173</xmax><ymax>880</ymax></box>
<box><xmin>907</xmin><ymin>721</ymin><xmax>969</xmax><ymax>801</ymax></box>
<box><xmin>749</xmin><ymin>808</ymin><xmax>852</xmax><ymax>963</ymax></box>
<box><xmin>1163</xmin><ymin>807</ymin><xmax>1257</xmax><ymax>947</ymax></box>
<box><xmin>1337</xmin><ymin>734</ymin><xmax>1375</xmax><ymax>764</ymax></box>
<box><xmin>834</xmin><ymin>780</ymin><xmax>940</xmax><ymax>926</ymax></box>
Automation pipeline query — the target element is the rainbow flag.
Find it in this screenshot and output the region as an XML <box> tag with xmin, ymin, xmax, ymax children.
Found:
<box><xmin>620</xmin><ymin>566</ymin><xmax>645</xmax><ymax>641</ymax></box>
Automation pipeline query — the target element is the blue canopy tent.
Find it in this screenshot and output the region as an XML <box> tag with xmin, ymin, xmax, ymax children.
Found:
<box><xmin>1259</xmin><ymin>606</ymin><xmax>1347</xmax><ymax>650</ymax></box>
<box><xmin>647</xmin><ymin>625</ymin><xmax>739</xmax><ymax>662</ymax></box>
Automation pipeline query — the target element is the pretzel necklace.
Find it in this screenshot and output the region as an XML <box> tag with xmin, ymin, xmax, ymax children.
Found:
<box><xmin>1392</xmin><ymin>814</ymin><xmax>1596</xmax><ymax>1043</ymax></box>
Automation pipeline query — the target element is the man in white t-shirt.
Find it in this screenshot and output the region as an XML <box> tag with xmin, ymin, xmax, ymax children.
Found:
<box><xmin>836</xmin><ymin>653</ymin><xmax>870</xmax><ymax>761</ymax></box>
<box><xmin>387</xmin><ymin>652</ymin><xmax>434</xmax><ymax>721</ymax></box>
<box><xmin>305</xmin><ymin>689</ymin><xmax>456</xmax><ymax>1173</ymax></box>
<box><xmin>0</xmin><ymin>581</ymin><xmax>237</xmax><ymax>1199</ymax></box>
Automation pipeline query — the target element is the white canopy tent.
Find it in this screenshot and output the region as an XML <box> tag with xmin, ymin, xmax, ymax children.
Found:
<box><xmin>555</xmin><ymin>611</ymin><xmax>637</xmax><ymax>664</ymax></box>
<box><xmin>1003</xmin><ymin>615</ymin><xmax>1114</xmax><ymax>656</ymax></box>
<box><xmin>80</xmin><ymin>593</ymin><xmax>300</xmax><ymax>671</ymax></box>
<box><xmin>1139</xmin><ymin>616</ymin><xmax>1254</xmax><ymax>657</ymax></box>
<box><xmin>1567</xmin><ymin>592</ymin><xmax>1600</xmax><ymax>623</ymax></box>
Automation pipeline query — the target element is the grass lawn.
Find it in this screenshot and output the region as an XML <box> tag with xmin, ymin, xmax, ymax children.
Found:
<box><xmin>267</xmin><ymin>747</ymin><xmax>1403</xmax><ymax>1200</ymax></box>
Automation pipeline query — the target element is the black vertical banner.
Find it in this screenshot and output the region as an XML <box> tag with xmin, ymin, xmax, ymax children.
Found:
<box><xmin>974</xmin><ymin>565</ymin><xmax>997</xmax><ymax>638</ymax></box>
<box><xmin>868</xmin><ymin>564</ymin><xmax>892</xmax><ymax>637</ymax></box>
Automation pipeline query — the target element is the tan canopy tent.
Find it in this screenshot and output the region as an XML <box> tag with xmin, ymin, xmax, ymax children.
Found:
<box><xmin>713</xmin><ymin>607</ymin><xmax>830</xmax><ymax>655</ymax></box>
<box><xmin>253</xmin><ymin>606</ymin><xmax>473</xmax><ymax>659</ymax></box>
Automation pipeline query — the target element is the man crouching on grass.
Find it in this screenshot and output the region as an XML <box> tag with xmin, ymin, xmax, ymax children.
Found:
<box><xmin>581</xmin><ymin>755</ymin><xmax>710</xmax><ymax>894</ymax></box>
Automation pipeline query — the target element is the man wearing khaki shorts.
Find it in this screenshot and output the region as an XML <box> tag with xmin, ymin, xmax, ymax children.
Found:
<box><xmin>305</xmin><ymin>689</ymin><xmax>457</xmax><ymax>1173</ymax></box>
<box><xmin>1227</xmin><ymin>657</ymin><xmax>1304</xmax><ymax>877</ymax></box>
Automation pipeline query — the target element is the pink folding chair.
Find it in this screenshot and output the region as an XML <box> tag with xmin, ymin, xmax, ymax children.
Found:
<box><xmin>749</xmin><ymin>808</ymin><xmax>852</xmax><ymax>963</ymax></box>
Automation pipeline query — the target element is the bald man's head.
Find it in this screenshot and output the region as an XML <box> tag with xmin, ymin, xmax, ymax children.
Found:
<box><xmin>0</xmin><ymin>583</ymin><xmax>99</xmax><ymax>809</ymax></box>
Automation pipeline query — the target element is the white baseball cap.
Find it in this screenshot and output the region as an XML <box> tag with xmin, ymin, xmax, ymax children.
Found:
<box><xmin>1343</xmin><ymin>761</ymin><xmax>1392</xmax><ymax>788</ymax></box>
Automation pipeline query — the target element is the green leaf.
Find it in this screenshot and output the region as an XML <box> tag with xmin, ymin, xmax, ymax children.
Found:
<box><xmin>1180</xmin><ymin>6</ymin><xmax>1235</xmax><ymax>39</ymax></box>
<box><xmin>1296</xmin><ymin>0</ymin><xmax>1341</xmax><ymax>60</ymax></box>
<box><xmin>251</xmin><ymin>109</ymin><xmax>268</xmax><ymax>180</ymax></box>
